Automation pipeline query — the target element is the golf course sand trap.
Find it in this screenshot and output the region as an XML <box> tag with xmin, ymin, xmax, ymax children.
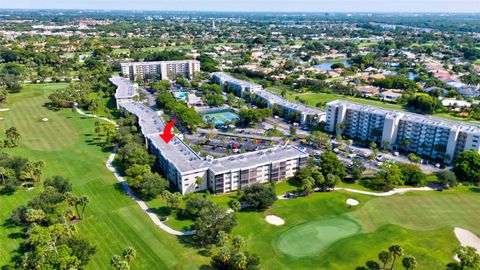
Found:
<box><xmin>266</xmin><ymin>215</ymin><xmax>285</xmax><ymax>226</ymax></box>
<box><xmin>454</xmin><ymin>227</ymin><xmax>480</xmax><ymax>255</ymax></box>
<box><xmin>276</xmin><ymin>217</ymin><xmax>361</xmax><ymax>257</ymax></box>
<box><xmin>0</xmin><ymin>108</ymin><xmax>10</xmax><ymax>112</ymax></box>
<box><xmin>346</xmin><ymin>198</ymin><xmax>360</xmax><ymax>206</ymax></box>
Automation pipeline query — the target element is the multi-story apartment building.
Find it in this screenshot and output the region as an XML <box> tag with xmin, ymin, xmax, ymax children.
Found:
<box><xmin>111</xmin><ymin>77</ymin><xmax>139</xmax><ymax>108</ymax></box>
<box><xmin>121</xmin><ymin>60</ymin><xmax>200</xmax><ymax>81</ymax></box>
<box><xmin>212</xmin><ymin>72</ymin><xmax>326</xmax><ymax>126</ymax></box>
<box><xmin>212</xmin><ymin>72</ymin><xmax>262</xmax><ymax>96</ymax></box>
<box><xmin>111</xmin><ymin>77</ymin><xmax>308</xmax><ymax>194</ymax></box>
<box><xmin>326</xmin><ymin>100</ymin><xmax>480</xmax><ymax>163</ymax></box>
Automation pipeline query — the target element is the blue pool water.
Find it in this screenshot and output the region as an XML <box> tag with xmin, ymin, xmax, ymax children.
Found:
<box><xmin>174</xmin><ymin>91</ymin><xmax>188</xmax><ymax>100</ymax></box>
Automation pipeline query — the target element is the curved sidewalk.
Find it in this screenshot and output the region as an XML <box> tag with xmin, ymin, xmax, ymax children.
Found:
<box><xmin>106</xmin><ymin>150</ymin><xmax>195</xmax><ymax>236</ymax></box>
<box><xmin>74</xmin><ymin>107</ymin><xmax>119</xmax><ymax>127</ymax></box>
<box><xmin>74</xmin><ymin>107</ymin><xmax>194</xmax><ymax>236</ymax></box>
<box><xmin>335</xmin><ymin>186</ymin><xmax>433</xmax><ymax>196</ymax></box>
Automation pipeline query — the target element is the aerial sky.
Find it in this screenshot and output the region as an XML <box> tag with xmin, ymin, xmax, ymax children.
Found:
<box><xmin>2</xmin><ymin>0</ymin><xmax>480</xmax><ymax>13</ymax></box>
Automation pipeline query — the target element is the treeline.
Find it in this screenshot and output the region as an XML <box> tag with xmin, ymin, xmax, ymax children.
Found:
<box><xmin>48</xmin><ymin>57</ymin><xmax>116</xmax><ymax>112</ymax></box>
<box><xmin>113</xmin><ymin>112</ymin><xmax>170</xmax><ymax>201</ymax></box>
<box><xmin>7</xmin><ymin>176</ymin><xmax>95</xmax><ymax>269</ymax></box>
<box><xmin>0</xmin><ymin>151</ymin><xmax>44</xmax><ymax>194</ymax></box>
<box><xmin>155</xmin><ymin>91</ymin><xmax>202</xmax><ymax>131</ymax></box>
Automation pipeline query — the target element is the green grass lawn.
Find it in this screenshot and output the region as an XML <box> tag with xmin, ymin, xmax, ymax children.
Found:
<box><xmin>266</xmin><ymin>87</ymin><xmax>480</xmax><ymax>125</ymax></box>
<box><xmin>0</xmin><ymin>83</ymin><xmax>206</xmax><ymax>269</ymax></box>
<box><xmin>1</xmin><ymin>83</ymin><xmax>478</xmax><ymax>270</ymax></box>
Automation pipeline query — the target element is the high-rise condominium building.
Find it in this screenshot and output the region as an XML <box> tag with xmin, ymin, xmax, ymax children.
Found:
<box><xmin>121</xmin><ymin>60</ymin><xmax>200</xmax><ymax>81</ymax></box>
<box><xmin>110</xmin><ymin>76</ymin><xmax>308</xmax><ymax>194</ymax></box>
<box><xmin>326</xmin><ymin>100</ymin><xmax>480</xmax><ymax>163</ymax></box>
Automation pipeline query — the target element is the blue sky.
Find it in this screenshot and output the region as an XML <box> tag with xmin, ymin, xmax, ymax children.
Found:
<box><xmin>2</xmin><ymin>0</ymin><xmax>480</xmax><ymax>12</ymax></box>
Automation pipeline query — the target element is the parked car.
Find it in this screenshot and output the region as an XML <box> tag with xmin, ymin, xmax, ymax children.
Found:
<box><xmin>333</xmin><ymin>148</ymin><xmax>340</xmax><ymax>154</ymax></box>
<box><xmin>393</xmin><ymin>151</ymin><xmax>399</xmax><ymax>156</ymax></box>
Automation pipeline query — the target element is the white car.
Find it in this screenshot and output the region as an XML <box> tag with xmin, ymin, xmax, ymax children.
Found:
<box><xmin>376</xmin><ymin>162</ymin><xmax>383</xmax><ymax>167</ymax></box>
<box><xmin>333</xmin><ymin>148</ymin><xmax>340</xmax><ymax>154</ymax></box>
<box><xmin>435</xmin><ymin>163</ymin><xmax>441</xmax><ymax>168</ymax></box>
<box><xmin>393</xmin><ymin>151</ymin><xmax>399</xmax><ymax>156</ymax></box>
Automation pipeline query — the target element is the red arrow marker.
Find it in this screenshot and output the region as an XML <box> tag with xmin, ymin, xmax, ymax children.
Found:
<box><xmin>160</xmin><ymin>120</ymin><xmax>176</xmax><ymax>144</ymax></box>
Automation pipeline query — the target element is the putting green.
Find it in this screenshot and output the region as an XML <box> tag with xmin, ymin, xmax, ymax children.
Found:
<box><xmin>275</xmin><ymin>216</ymin><xmax>361</xmax><ymax>257</ymax></box>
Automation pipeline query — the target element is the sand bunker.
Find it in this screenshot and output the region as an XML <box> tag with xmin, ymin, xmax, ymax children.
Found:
<box><xmin>42</xmin><ymin>118</ymin><xmax>49</xmax><ymax>122</ymax></box>
<box><xmin>266</xmin><ymin>215</ymin><xmax>285</xmax><ymax>226</ymax></box>
<box><xmin>454</xmin><ymin>227</ymin><xmax>480</xmax><ymax>255</ymax></box>
<box><xmin>346</xmin><ymin>198</ymin><xmax>360</xmax><ymax>206</ymax></box>
<box><xmin>0</xmin><ymin>108</ymin><xmax>10</xmax><ymax>112</ymax></box>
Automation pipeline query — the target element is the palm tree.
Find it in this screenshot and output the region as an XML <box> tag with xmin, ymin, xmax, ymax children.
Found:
<box><xmin>5</xmin><ymin>126</ymin><xmax>21</xmax><ymax>147</ymax></box>
<box><xmin>122</xmin><ymin>247</ymin><xmax>137</xmax><ymax>263</ymax></box>
<box><xmin>0</xmin><ymin>167</ymin><xmax>14</xmax><ymax>185</ymax></box>
<box><xmin>110</xmin><ymin>255</ymin><xmax>123</xmax><ymax>269</ymax></box>
<box><xmin>389</xmin><ymin>245</ymin><xmax>404</xmax><ymax>270</ymax></box>
<box><xmin>78</xmin><ymin>195</ymin><xmax>90</xmax><ymax>219</ymax></box>
<box><xmin>378</xmin><ymin>250</ymin><xmax>392</xmax><ymax>270</ymax></box>
<box><xmin>217</xmin><ymin>231</ymin><xmax>230</xmax><ymax>247</ymax></box>
<box><xmin>232</xmin><ymin>252</ymin><xmax>247</xmax><ymax>270</ymax></box>
<box><xmin>402</xmin><ymin>256</ymin><xmax>417</xmax><ymax>270</ymax></box>
<box><xmin>232</xmin><ymin>235</ymin><xmax>245</xmax><ymax>252</ymax></box>
<box><xmin>217</xmin><ymin>246</ymin><xmax>231</xmax><ymax>267</ymax></box>
<box><xmin>32</xmin><ymin>161</ymin><xmax>45</xmax><ymax>185</ymax></box>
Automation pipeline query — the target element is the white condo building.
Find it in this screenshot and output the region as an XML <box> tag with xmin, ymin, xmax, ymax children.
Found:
<box><xmin>212</xmin><ymin>72</ymin><xmax>326</xmax><ymax>126</ymax></box>
<box><xmin>326</xmin><ymin>100</ymin><xmax>480</xmax><ymax>163</ymax></box>
<box><xmin>121</xmin><ymin>60</ymin><xmax>200</xmax><ymax>81</ymax></box>
<box><xmin>110</xmin><ymin>77</ymin><xmax>308</xmax><ymax>194</ymax></box>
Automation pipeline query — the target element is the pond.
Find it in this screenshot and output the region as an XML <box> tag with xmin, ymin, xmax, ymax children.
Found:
<box><xmin>313</xmin><ymin>59</ymin><xmax>351</xmax><ymax>71</ymax></box>
<box><xmin>408</xmin><ymin>72</ymin><xmax>419</xmax><ymax>81</ymax></box>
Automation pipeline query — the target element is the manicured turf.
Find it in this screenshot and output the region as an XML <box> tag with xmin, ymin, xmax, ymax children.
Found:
<box><xmin>0</xmin><ymin>84</ymin><xmax>206</xmax><ymax>269</ymax></box>
<box><xmin>349</xmin><ymin>191</ymin><xmax>480</xmax><ymax>235</ymax></box>
<box><xmin>0</xmin><ymin>83</ymin><xmax>78</xmax><ymax>151</ymax></box>
<box><xmin>275</xmin><ymin>216</ymin><xmax>360</xmax><ymax>257</ymax></box>
<box><xmin>266</xmin><ymin>87</ymin><xmax>480</xmax><ymax>124</ymax></box>
<box><xmin>1</xmin><ymin>83</ymin><xmax>478</xmax><ymax>270</ymax></box>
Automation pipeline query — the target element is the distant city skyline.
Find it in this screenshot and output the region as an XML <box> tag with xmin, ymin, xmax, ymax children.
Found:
<box><xmin>2</xmin><ymin>0</ymin><xmax>480</xmax><ymax>13</ymax></box>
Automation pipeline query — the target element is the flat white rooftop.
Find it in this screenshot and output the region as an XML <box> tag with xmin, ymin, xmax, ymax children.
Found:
<box><xmin>111</xmin><ymin>77</ymin><xmax>308</xmax><ymax>175</ymax></box>
<box><xmin>328</xmin><ymin>100</ymin><xmax>480</xmax><ymax>134</ymax></box>
<box><xmin>110</xmin><ymin>76</ymin><xmax>138</xmax><ymax>99</ymax></box>
<box><xmin>212</xmin><ymin>72</ymin><xmax>262</xmax><ymax>89</ymax></box>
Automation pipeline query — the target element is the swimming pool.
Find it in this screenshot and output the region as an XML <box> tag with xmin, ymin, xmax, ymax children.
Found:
<box><xmin>174</xmin><ymin>91</ymin><xmax>188</xmax><ymax>100</ymax></box>
<box><xmin>202</xmin><ymin>110</ymin><xmax>239</xmax><ymax>126</ymax></box>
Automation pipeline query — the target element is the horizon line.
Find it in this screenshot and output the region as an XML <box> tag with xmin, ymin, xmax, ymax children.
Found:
<box><xmin>1</xmin><ymin>8</ymin><xmax>480</xmax><ymax>14</ymax></box>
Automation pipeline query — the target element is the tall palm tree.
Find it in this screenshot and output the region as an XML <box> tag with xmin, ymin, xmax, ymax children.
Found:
<box><xmin>217</xmin><ymin>246</ymin><xmax>231</xmax><ymax>266</ymax></box>
<box><xmin>79</xmin><ymin>195</ymin><xmax>90</xmax><ymax>219</ymax></box>
<box><xmin>389</xmin><ymin>245</ymin><xmax>404</xmax><ymax>270</ymax></box>
<box><xmin>122</xmin><ymin>247</ymin><xmax>137</xmax><ymax>263</ymax></box>
<box><xmin>110</xmin><ymin>255</ymin><xmax>122</xmax><ymax>269</ymax></box>
<box><xmin>378</xmin><ymin>250</ymin><xmax>392</xmax><ymax>270</ymax></box>
<box><xmin>402</xmin><ymin>256</ymin><xmax>417</xmax><ymax>270</ymax></box>
<box><xmin>232</xmin><ymin>235</ymin><xmax>245</xmax><ymax>252</ymax></box>
<box><xmin>232</xmin><ymin>252</ymin><xmax>247</xmax><ymax>270</ymax></box>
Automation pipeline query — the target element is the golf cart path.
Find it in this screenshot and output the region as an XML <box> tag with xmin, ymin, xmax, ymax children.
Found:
<box><xmin>74</xmin><ymin>106</ymin><xmax>119</xmax><ymax>127</ymax></box>
<box><xmin>279</xmin><ymin>187</ymin><xmax>434</xmax><ymax>200</ymax></box>
<box><xmin>106</xmin><ymin>150</ymin><xmax>195</xmax><ymax>236</ymax></box>
<box><xmin>335</xmin><ymin>187</ymin><xmax>433</xmax><ymax>196</ymax></box>
<box><xmin>74</xmin><ymin>107</ymin><xmax>194</xmax><ymax>236</ymax></box>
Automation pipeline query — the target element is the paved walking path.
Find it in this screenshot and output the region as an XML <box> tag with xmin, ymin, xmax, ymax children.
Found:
<box><xmin>74</xmin><ymin>107</ymin><xmax>119</xmax><ymax>127</ymax></box>
<box><xmin>279</xmin><ymin>186</ymin><xmax>433</xmax><ymax>199</ymax></box>
<box><xmin>105</xmin><ymin>151</ymin><xmax>195</xmax><ymax>236</ymax></box>
<box><xmin>335</xmin><ymin>186</ymin><xmax>434</xmax><ymax>196</ymax></box>
<box><xmin>74</xmin><ymin>107</ymin><xmax>195</xmax><ymax>236</ymax></box>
